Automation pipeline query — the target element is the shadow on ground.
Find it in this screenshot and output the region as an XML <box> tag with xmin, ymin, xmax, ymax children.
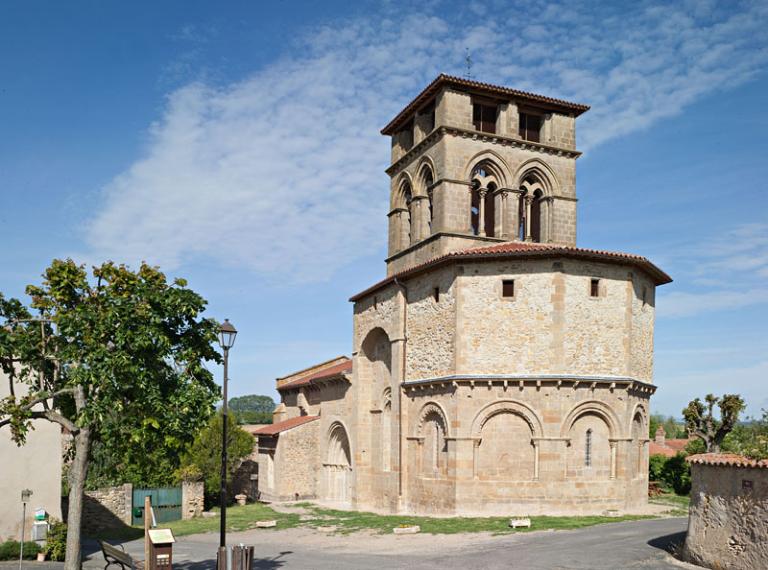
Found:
<box><xmin>648</xmin><ymin>530</ymin><xmax>687</xmax><ymax>557</ymax></box>
<box><xmin>168</xmin><ymin>551</ymin><xmax>293</xmax><ymax>570</ymax></box>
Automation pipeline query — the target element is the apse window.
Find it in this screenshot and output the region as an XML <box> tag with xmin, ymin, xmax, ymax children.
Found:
<box><xmin>590</xmin><ymin>279</ymin><xmax>600</xmax><ymax>297</ymax></box>
<box><xmin>502</xmin><ymin>279</ymin><xmax>515</xmax><ymax>298</ymax></box>
<box><xmin>472</xmin><ymin>102</ymin><xmax>498</xmax><ymax>134</ymax></box>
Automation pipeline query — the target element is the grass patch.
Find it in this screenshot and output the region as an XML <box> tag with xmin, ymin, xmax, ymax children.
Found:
<box><xmin>650</xmin><ymin>492</ymin><xmax>690</xmax><ymax>516</ymax></box>
<box><xmin>92</xmin><ymin>502</ymin><xmax>656</xmax><ymax>540</ymax></box>
<box><xmin>299</xmin><ymin>505</ymin><xmax>652</xmax><ymax>535</ymax></box>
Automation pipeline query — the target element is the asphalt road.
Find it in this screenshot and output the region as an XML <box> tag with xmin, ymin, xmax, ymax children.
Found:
<box><xmin>73</xmin><ymin>517</ymin><xmax>698</xmax><ymax>570</ymax></box>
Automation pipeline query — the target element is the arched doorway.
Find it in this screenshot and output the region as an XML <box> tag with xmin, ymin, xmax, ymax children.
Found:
<box><xmin>324</xmin><ymin>423</ymin><xmax>352</xmax><ymax>504</ymax></box>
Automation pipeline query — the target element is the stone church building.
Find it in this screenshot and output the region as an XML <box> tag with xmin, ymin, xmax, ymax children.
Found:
<box><xmin>253</xmin><ymin>75</ymin><xmax>672</xmax><ymax>515</ymax></box>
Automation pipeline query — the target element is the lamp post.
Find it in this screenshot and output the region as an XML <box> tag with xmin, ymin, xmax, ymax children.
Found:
<box><xmin>217</xmin><ymin>319</ymin><xmax>237</xmax><ymax>556</ymax></box>
<box><xmin>19</xmin><ymin>489</ymin><xmax>32</xmax><ymax>570</ymax></box>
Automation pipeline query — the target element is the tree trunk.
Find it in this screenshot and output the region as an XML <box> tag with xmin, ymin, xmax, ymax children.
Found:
<box><xmin>64</xmin><ymin>426</ymin><xmax>90</xmax><ymax>570</ymax></box>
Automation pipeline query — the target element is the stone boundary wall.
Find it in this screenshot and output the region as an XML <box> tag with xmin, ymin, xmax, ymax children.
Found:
<box><xmin>82</xmin><ymin>483</ymin><xmax>132</xmax><ymax>533</ymax></box>
<box><xmin>181</xmin><ymin>481</ymin><xmax>204</xmax><ymax>519</ymax></box>
<box><xmin>82</xmin><ymin>481</ymin><xmax>204</xmax><ymax>533</ymax></box>
<box><xmin>684</xmin><ymin>454</ymin><xmax>768</xmax><ymax>570</ymax></box>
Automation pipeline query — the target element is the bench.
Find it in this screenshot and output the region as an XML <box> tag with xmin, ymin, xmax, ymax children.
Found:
<box><xmin>99</xmin><ymin>540</ymin><xmax>142</xmax><ymax>570</ymax></box>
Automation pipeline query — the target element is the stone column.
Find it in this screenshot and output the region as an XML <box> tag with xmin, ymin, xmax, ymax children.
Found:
<box><xmin>524</xmin><ymin>194</ymin><xmax>534</xmax><ymax>242</ymax></box>
<box><xmin>477</xmin><ymin>188</ymin><xmax>487</xmax><ymax>236</ymax></box>
<box><xmin>609</xmin><ymin>440</ymin><xmax>618</xmax><ymax>480</ymax></box>
<box><xmin>499</xmin><ymin>191</ymin><xmax>508</xmax><ymax>238</ymax></box>
<box><xmin>533</xmin><ymin>441</ymin><xmax>540</xmax><ymax>481</ymax></box>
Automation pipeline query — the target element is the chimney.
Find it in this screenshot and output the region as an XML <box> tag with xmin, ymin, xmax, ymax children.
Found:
<box><xmin>655</xmin><ymin>426</ymin><xmax>666</xmax><ymax>446</ymax></box>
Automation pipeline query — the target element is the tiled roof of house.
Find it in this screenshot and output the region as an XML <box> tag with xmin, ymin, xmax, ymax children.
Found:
<box><xmin>277</xmin><ymin>359</ymin><xmax>353</xmax><ymax>392</ymax></box>
<box><xmin>250</xmin><ymin>415</ymin><xmax>320</xmax><ymax>436</ymax></box>
<box><xmin>382</xmin><ymin>74</ymin><xmax>590</xmax><ymax>135</ymax></box>
<box><xmin>650</xmin><ymin>439</ymin><xmax>690</xmax><ymax>457</ymax></box>
<box><xmin>350</xmin><ymin>241</ymin><xmax>672</xmax><ymax>301</ymax></box>
<box><xmin>687</xmin><ymin>453</ymin><xmax>768</xmax><ymax>469</ymax></box>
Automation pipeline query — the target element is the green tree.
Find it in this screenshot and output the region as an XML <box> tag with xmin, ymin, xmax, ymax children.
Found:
<box><xmin>682</xmin><ymin>394</ymin><xmax>745</xmax><ymax>453</ymax></box>
<box><xmin>722</xmin><ymin>410</ymin><xmax>768</xmax><ymax>460</ymax></box>
<box><xmin>178</xmin><ymin>412</ymin><xmax>254</xmax><ymax>501</ymax></box>
<box><xmin>229</xmin><ymin>394</ymin><xmax>275</xmax><ymax>424</ymax></box>
<box><xmin>0</xmin><ymin>260</ymin><xmax>220</xmax><ymax>570</ymax></box>
<box><xmin>229</xmin><ymin>394</ymin><xmax>275</xmax><ymax>414</ymax></box>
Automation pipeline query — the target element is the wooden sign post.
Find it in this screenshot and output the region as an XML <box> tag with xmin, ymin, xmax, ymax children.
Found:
<box><xmin>144</xmin><ymin>496</ymin><xmax>151</xmax><ymax>566</ymax></box>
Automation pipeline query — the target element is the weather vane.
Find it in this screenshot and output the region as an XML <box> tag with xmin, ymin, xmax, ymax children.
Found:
<box><xmin>465</xmin><ymin>48</ymin><xmax>473</xmax><ymax>80</ymax></box>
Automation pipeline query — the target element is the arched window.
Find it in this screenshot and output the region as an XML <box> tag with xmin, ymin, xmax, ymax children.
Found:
<box><xmin>519</xmin><ymin>175</ymin><xmax>546</xmax><ymax>243</ymax></box>
<box><xmin>422</xmin><ymin>411</ymin><xmax>447</xmax><ymax>477</ymax></box>
<box><xmin>585</xmin><ymin>428</ymin><xmax>593</xmax><ymax>467</ymax></box>
<box><xmin>403</xmin><ymin>182</ymin><xmax>413</xmax><ymax>244</ymax></box>
<box><xmin>421</xmin><ymin>168</ymin><xmax>435</xmax><ymax>234</ymax></box>
<box><xmin>470</xmin><ymin>163</ymin><xmax>500</xmax><ymax>237</ymax></box>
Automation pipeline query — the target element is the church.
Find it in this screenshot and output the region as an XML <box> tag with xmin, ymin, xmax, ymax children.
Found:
<box><xmin>253</xmin><ymin>74</ymin><xmax>672</xmax><ymax>515</ymax></box>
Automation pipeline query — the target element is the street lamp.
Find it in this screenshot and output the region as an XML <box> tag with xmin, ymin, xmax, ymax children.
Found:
<box><xmin>217</xmin><ymin>319</ymin><xmax>237</xmax><ymax>556</ymax></box>
<box><xmin>20</xmin><ymin>489</ymin><xmax>32</xmax><ymax>570</ymax></box>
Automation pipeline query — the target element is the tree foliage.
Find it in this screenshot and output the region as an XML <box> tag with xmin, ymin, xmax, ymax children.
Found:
<box><xmin>178</xmin><ymin>412</ymin><xmax>254</xmax><ymax>501</ymax></box>
<box><xmin>0</xmin><ymin>260</ymin><xmax>221</xmax><ymax>570</ymax></box>
<box><xmin>648</xmin><ymin>413</ymin><xmax>686</xmax><ymax>439</ymax></box>
<box><xmin>229</xmin><ymin>394</ymin><xmax>275</xmax><ymax>425</ymax></box>
<box><xmin>682</xmin><ymin>393</ymin><xmax>745</xmax><ymax>453</ymax></box>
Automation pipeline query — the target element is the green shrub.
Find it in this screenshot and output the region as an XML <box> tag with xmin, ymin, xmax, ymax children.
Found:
<box><xmin>662</xmin><ymin>453</ymin><xmax>691</xmax><ymax>495</ymax></box>
<box><xmin>45</xmin><ymin>519</ymin><xmax>67</xmax><ymax>562</ymax></box>
<box><xmin>0</xmin><ymin>540</ymin><xmax>40</xmax><ymax>560</ymax></box>
<box><xmin>649</xmin><ymin>454</ymin><xmax>667</xmax><ymax>482</ymax></box>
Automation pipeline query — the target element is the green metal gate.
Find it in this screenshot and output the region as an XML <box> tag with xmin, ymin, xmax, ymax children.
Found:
<box><xmin>131</xmin><ymin>487</ymin><xmax>182</xmax><ymax>525</ymax></box>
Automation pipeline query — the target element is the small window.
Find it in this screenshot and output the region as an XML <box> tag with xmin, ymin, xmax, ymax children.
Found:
<box><xmin>590</xmin><ymin>279</ymin><xmax>600</xmax><ymax>297</ymax></box>
<box><xmin>642</xmin><ymin>287</ymin><xmax>648</xmax><ymax>306</ymax></box>
<box><xmin>433</xmin><ymin>287</ymin><xmax>440</xmax><ymax>303</ymax></box>
<box><xmin>502</xmin><ymin>279</ymin><xmax>515</xmax><ymax>298</ymax></box>
<box><xmin>585</xmin><ymin>429</ymin><xmax>593</xmax><ymax>467</ymax></box>
<box><xmin>374</xmin><ymin>296</ymin><xmax>378</xmax><ymax>309</ymax></box>
<box><xmin>518</xmin><ymin>112</ymin><xmax>541</xmax><ymax>142</ymax></box>
<box><xmin>472</xmin><ymin>103</ymin><xmax>497</xmax><ymax>133</ymax></box>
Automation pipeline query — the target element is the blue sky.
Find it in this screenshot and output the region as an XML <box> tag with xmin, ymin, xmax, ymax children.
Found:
<box><xmin>1</xmin><ymin>1</ymin><xmax>766</xmax><ymax>417</ymax></box>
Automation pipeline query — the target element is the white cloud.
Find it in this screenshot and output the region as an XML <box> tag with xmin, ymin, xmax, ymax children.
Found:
<box><xmin>657</xmin><ymin>223</ymin><xmax>768</xmax><ymax>317</ymax></box>
<box><xmin>84</xmin><ymin>1</ymin><xmax>768</xmax><ymax>280</ymax></box>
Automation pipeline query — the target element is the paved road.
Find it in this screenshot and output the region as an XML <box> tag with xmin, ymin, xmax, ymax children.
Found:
<box><xmin>72</xmin><ymin>517</ymin><xmax>698</xmax><ymax>570</ymax></box>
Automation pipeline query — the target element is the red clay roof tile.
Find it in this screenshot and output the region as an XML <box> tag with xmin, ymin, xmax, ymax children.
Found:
<box><xmin>382</xmin><ymin>74</ymin><xmax>590</xmax><ymax>135</ymax></box>
<box><xmin>687</xmin><ymin>453</ymin><xmax>768</xmax><ymax>468</ymax></box>
<box><xmin>350</xmin><ymin>241</ymin><xmax>672</xmax><ymax>302</ymax></box>
<box><xmin>251</xmin><ymin>415</ymin><xmax>320</xmax><ymax>436</ymax></box>
<box><xmin>277</xmin><ymin>359</ymin><xmax>353</xmax><ymax>391</ymax></box>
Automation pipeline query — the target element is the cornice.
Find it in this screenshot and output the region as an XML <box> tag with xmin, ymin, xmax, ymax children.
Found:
<box><xmin>386</xmin><ymin>126</ymin><xmax>582</xmax><ymax>178</ymax></box>
<box><xmin>401</xmin><ymin>374</ymin><xmax>657</xmax><ymax>395</ymax></box>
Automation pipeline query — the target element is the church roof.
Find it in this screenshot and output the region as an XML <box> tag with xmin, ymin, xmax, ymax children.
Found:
<box><xmin>381</xmin><ymin>74</ymin><xmax>591</xmax><ymax>135</ymax></box>
<box><xmin>277</xmin><ymin>358</ymin><xmax>353</xmax><ymax>392</ymax></box>
<box><xmin>349</xmin><ymin>241</ymin><xmax>672</xmax><ymax>302</ymax></box>
<box><xmin>250</xmin><ymin>415</ymin><xmax>320</xmax><ymax>436</ymax></box>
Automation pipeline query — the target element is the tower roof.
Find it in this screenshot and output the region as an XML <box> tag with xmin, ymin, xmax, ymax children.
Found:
<box><xmin>350</xmin><ymin>241</ymin><xmax>672</xmax><ymax>302</ymax></box>
<box><xmin>381</xmin><ymin>74</ymin><xmax>591</xmax><ymax>135</ymax></box>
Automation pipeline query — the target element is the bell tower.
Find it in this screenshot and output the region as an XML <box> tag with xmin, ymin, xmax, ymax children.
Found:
<box><xmin>381</xmin><ymin>75</ymin><xmax>589</xmax><ymax>276</ymax></box>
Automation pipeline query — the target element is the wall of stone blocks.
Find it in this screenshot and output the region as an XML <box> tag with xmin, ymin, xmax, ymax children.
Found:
<box><xmin>81</xmin><ymin>484</ymin><xmax>132</xmax><ymax>533</ymax></box>
<box><xmin>685</xmin><ymin>463</ymin><xmax>768</xmax><ymax>570</ymax></box>
<box><xmin>271</xmin><ymin>421</ymin><xmax>320</xmax><ymax>501</ymax></box>
<box><xmin>181</xmin><ymin>481</ymin><xmax>204</xmax><ymax>519</ymax></box>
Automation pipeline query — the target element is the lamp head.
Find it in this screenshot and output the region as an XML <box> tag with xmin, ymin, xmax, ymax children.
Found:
<box><xmin>218</xmin><ymin>319</ymin><xmax>237</xmax><ymax>350</ymax></box>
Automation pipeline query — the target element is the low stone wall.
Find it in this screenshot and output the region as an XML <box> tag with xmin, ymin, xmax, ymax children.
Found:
<box><xmin>182</xmin><ymin>481</ymin><xmax>204</xmax><ymax>519</ymax></box>
<box><xmin>684</xmin><ymin>454</ymin><xmax>768</xmax><ymax>570</ymax></box>
<box><xmin>82</xmin><ymin>483</ymin><xmax>132</xmax><ymax>533</ymax></box>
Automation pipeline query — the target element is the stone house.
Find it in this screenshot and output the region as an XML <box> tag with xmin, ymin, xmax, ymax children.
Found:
<box><xmin>0</xmin><ymin>369</ymin><xmax>63</xmax><ymax>539</ymax></box>
<box><xmin>649</xmin><ymin>426</ymin><xmax>689</xmax><ymax>458</ymax></box>
<box><xmin>253</xmin><ymin>75</ymin><xmax>672</xmax><ymax>515</ymax></box>
<box><xmin>684</xmin><ymin>453</ymin><xmax>768</xmax><ymax>570</ymax></box>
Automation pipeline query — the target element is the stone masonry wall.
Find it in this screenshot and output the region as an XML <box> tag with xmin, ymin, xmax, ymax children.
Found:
<box><xmin>685</xmin><ymin>463</ymin><xmax>768</xmax><ymax>570</ymax></box>
<box><xmin>181</xmin><ymin>481</ymin><xmax>204</xmax><ymax>519</ymax></box>
<box><xmin>82</xmin><ymin>484</ymin><xmax>132</xmax><ymax>533</ymax></box>
<box><xmin>274</xmin><ymin>420</ymin><xmax>320</xmax><ymax>500</ymax></box>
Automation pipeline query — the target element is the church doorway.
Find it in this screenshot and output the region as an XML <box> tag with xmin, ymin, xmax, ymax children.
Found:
<box><xmin>324</xmin><ymin>423</ymin><xmax>352</xmax><ymax>504</ymax></box>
